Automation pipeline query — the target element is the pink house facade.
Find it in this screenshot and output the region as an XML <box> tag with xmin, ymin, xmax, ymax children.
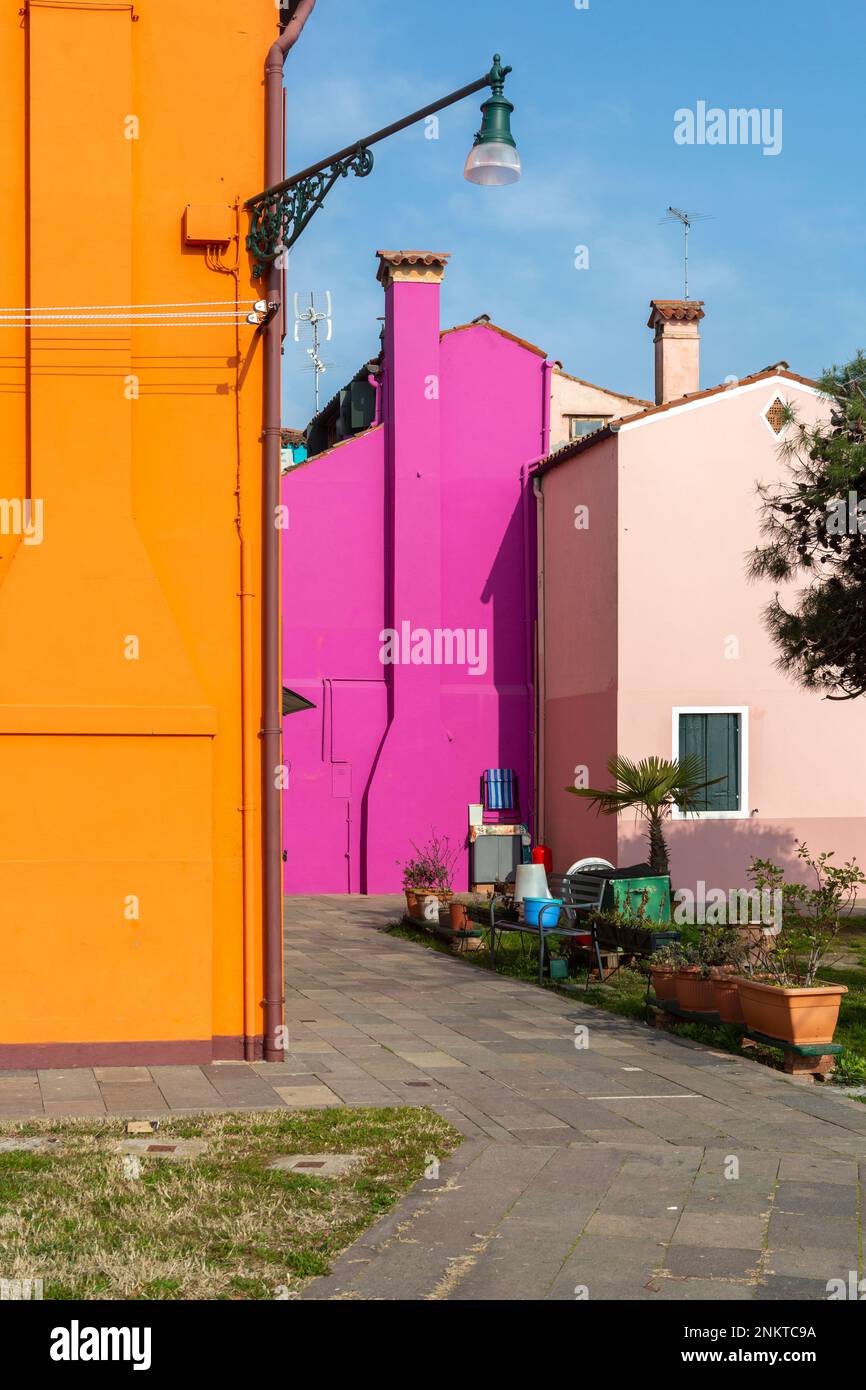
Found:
<box><xmin>281</xmin><ymin>250</ymin><xmax>552</xmax><ymax>894</ymax></box>
<box><xmin>536</xmin><ymin>299</ymin><xmax>865</xmax><ymax>893</ymax></box>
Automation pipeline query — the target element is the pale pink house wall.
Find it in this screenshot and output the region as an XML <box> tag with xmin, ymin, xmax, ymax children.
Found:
<box><xmin>616</xmin><ymin>378</ymin><xmax>866</xmax><ymax>888</ymax></box>
<box><xmin>281</xmin><ymin>259</ymin><xmax>544</xmax><ymax>894</ymax></box>
<box><xmin>542</xmin><ymin>374</ymin><xmax>866</xmax><ymax>890</ymax></box>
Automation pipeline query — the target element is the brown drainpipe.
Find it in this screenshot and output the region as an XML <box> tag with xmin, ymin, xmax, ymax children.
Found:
<box><xmin>261</xmin><ymin>0</ymin><xmax>317</xmax><ymax>1061</ymax></box>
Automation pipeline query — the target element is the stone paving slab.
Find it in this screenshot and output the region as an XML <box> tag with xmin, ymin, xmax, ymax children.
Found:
<box><xmin>1</xmin><ymin>893</ymin><xmax>864</xmax><ymax>1301</ymax></box>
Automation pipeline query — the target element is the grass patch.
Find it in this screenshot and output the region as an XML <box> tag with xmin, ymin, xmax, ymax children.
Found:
<box><xmin>387</xmin><ymin>919</ymin><xmax>454</xmax><ymax>955</ymax></box>
<box><xmin>0</xmin><ymin>1107</ymin><xmax>458</xmax><ymax>1301</ymax></box>
<box><xmin>812</xmin><ymin>965</ymin><xmax>866</xmax><ymax>1084</ymax></box>
<box><xmin>834</xmin><ymin>920</ymin><xmax>866</xmax><ymax>970</ymax></box>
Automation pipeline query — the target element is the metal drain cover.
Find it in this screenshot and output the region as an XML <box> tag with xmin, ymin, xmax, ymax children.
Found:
<box><xmin>267</xmin><ymin>1152</ymin><xmax>363</xmax><ymax>1177</ymax></box>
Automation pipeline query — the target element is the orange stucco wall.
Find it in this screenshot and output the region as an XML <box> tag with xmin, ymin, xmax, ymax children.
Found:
<box><xmin>0</xmin><ymin>0</ymin><xmax>279</xmax><ymax>1062</ymax></box>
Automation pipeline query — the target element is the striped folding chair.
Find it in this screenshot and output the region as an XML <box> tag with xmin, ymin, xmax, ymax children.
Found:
<box><xmin>481</xmin><ymin>768</ymin><xmax>519</xmax><ymax>824</ymax></box>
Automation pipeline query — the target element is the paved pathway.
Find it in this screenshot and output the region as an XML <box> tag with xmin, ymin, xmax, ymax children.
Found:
<box><xmin>2</xmin><ymin>894</ymin><xmax>865</xmax><ymax>1300</ymax></box>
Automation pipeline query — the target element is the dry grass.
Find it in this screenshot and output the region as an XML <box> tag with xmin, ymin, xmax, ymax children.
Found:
<box><xmin>0</xmin><ymin>1107</ymin><xmax>458</xmax><ymax>1300</ymax></box>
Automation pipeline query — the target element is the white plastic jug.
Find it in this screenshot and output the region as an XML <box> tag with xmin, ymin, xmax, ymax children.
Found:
<box><xmin>513</xmin><ymin>863</ymin><xmax>551</xmax><ymax>903</ymax></box>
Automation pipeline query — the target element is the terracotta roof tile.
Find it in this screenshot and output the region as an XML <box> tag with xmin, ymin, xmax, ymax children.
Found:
<box><xmin>535</xmin><ymin>365</ymin><xmax>818</xmax><ymax>476</ymax></box>
<box><xmin>647</xmin><ymin>298</ymin><xmax>705</xmax><ymax>326</ymax></box>
<box><xmin>376</xmin><ymin>250</ymin><xmax>451</xmax><ymax>284</ymax></box>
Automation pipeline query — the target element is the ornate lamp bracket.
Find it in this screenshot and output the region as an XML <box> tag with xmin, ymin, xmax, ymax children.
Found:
<box><xmin>246</xmin><ymin>145</ymin><xmax>375</xmax><ymax>280</ymax></box>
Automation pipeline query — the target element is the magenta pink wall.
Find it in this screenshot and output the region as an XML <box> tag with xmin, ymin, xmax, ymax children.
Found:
<box><xmin>280</xmin><ymin>426</ymin><xmax>387</xmax><ymax>893</ymax></box>
<box><xmin>281</xmin><ymin>281</ymin><xmax>545</xmax><ymax>894</ymax></box>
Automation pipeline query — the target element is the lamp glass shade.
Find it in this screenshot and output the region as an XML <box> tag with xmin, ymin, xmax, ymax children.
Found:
<box><xmin>463</xmin><ymin>140</ymin><xmax>522</xmax><ymax>187</ymax></box>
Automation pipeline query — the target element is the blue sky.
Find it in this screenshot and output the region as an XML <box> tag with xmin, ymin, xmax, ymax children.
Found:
<box><xmin>280</xmin><ymin>0</ymin><xmax>864</xmax><ymax>425</ymax></box>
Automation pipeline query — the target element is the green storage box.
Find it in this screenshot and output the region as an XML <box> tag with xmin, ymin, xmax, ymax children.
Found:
<box><xmin>610</xmin><ymin>875</ymin><xmax>672</xmax><ymax>925</ymax></box>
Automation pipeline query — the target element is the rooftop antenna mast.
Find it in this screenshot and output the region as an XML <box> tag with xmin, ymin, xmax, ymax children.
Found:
<box><xmin>661</xmin><ymin>206</ymin><xmax>711</xmax><ymax>300</ymax></box>
<box><xmin>293</xmin><ymin>291</ymin><xmax>333</xmax><ymax>413</ymax></box>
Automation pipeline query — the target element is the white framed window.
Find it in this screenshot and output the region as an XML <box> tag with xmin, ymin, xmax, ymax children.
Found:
<box><xmin>567</xmin><ymin>415</ymin><xmax>607</xmax><ymax>439</ymax></box>
<box><xmin>671</xmin><ymin>706</ymin><xmax>749</xmax><ymax>820</ymax></box>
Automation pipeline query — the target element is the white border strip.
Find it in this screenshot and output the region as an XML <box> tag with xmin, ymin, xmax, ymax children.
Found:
<box><xmin>617</xmin><ymin>375</ymin><xmax>821</xmax><ymax>433</ymax></box>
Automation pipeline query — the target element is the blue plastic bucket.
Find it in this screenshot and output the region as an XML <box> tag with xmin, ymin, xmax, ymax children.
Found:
<box><xmin>524</xmin><ymin>897</ymin><xmax>562</xmax><ymax>927</ymax></box>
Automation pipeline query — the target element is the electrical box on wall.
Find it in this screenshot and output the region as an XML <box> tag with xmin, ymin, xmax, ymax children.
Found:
<box><xmin>183</xmin><ymin>204</ymin><xmax>233</xmax><ymax>247</ymax></box>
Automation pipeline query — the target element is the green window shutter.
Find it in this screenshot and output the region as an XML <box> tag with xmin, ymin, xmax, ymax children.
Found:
<box><xmin>679</xmin><ymin>713</ymin><xmax>740</xmax><ymax>811</ymax></box>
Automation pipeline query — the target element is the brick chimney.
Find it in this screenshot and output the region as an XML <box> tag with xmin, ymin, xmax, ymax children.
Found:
<box><xmin>647</xmin><ymin>299</ymin><xmax>704</xmax><ymax>405</ymax></box>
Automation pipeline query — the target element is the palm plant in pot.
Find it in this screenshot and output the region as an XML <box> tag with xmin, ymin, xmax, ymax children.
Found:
<box><xmin>736</xmin><ymin>845</ymin><xmax>864</xmax><ymax>1045</ymax></box>
<box><xmin>566</xmin><ymin>754</ymin><xmax>722</xmax><ymax>874</ymax></box>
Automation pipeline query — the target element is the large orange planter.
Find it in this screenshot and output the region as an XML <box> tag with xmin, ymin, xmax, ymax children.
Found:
<box><xmin>649</xmin><ymin>966</ymin><xmax>678</xmax><ymax>1003</ymax></box>
<box><xmin>708</xmin><ymin>973</ymin><xmax>739</xmax><ymax>1028</ymax></box>
<box><xmin>735</xmin><ymin>978</ymin><xmax>847</xmax><ymax>1045</ymax></box>
<box><xmin>675</xmin><ymin>968</ymin><xmax>716</xmax><ymax>1014</ymax></box>
<box><xmin>709</xmin><ymin>966</ymin><xmax>744</xmax><ymax>1024</ymax></box>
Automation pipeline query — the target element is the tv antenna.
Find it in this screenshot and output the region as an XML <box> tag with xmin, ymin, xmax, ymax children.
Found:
<box><xmin>660</xmin><ymin>207</ymin><xmax>712</xmax><ymax>300</ymax></box>
<box><xmin>293</xmin><ymin>291</ymin><xmax>334</xmax><ymax>413</ymax></box>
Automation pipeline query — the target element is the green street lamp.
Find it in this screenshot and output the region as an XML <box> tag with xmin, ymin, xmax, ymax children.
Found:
<box><xmin>245</xmin><ymin>53</ymin><xmax>520</xmax><ymax>278</ymax></box>
<box><xmin>463</xmin><ymin>56</ymin><xmax>521</xmax><ymax>187</ymax></box>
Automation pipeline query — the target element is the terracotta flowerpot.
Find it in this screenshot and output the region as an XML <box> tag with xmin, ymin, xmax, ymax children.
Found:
<box><xmin>735</xmin><ymin>977</ymin><xmax>847</xmax><ymax>1045</ymax></box>
<box><xmin>649</xmin><ymin>966</ymin><xmax>678</xmax><ymax>1003</ymax></box>
<box><xmin>709</xmin><ymin>966</ymin><xmax>744</xmax><ymax>1024</ymax></box>
<box><xmin>675</xmin><ymin>968</ymin><xmax>717</xmax><ymax>1014</ymax></box>
<box><xmin>409</xmin><ymin>888</ymin><xmax>431</xmax><ymax>921</ymax></box>
<box><xmin>415</xmin><ymin>891</ymin><xmax>440</xmax><ymax>924</ymax></box>
<box><xmin>404</xmin><ymin>889</ymin><xmax>418</xmax><ymax>918</ymax></box>
<box><xmin>449</xmin><ymin>901</ymin><xmax>468</xmax><ymax>931</ymax></box>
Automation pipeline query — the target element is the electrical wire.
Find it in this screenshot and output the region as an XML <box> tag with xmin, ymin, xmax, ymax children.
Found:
<box><xmin>0</xmin><ymin>297</ymin><xmax>265</xmax><ymax>329</ymax></box>
<box><xmin>0</xmin><ymin>299</ymin><xmax>259</xmax><ymax>312</ymax></box>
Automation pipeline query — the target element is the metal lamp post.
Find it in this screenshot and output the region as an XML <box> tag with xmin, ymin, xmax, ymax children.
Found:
<box><xmin>245</xmin><ymin>54</ymin><xmax>520</xmax><ymax>277</ymax></box>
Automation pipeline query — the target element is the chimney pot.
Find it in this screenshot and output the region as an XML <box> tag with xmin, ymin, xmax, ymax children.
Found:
<box><xmin>376</xmin><ymin>250</ymin><xmax>450</xmax><ymax>288</ymax></box>
<box><xmin>647</xmin><ymin>299</ymin><xmax>704</xmax><ymax>405</ymax></box>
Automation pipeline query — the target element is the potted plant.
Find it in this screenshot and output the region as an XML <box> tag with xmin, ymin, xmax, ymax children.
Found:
<box><xmin>449</xmin><ymin>898</ymin><xmax>469</xmax><ymax>932</ymax></box>
<box><xmin>648</xmin><ymin>942</ymin><xmax>687</xmax><ymax>1004</ymax></box>
<box><xmin>735</xmin><ymin>845</ymin><xmax>863</xmax><ymax>1045</ymax></box>
<box><xmin>404</xmin><ymin>832</ymin><xmax>458</xmax><ymax>925</ymax></box>
<box><xmin>675</xmin><ymin>947</ymin><xmax>718</xmax><ymax>1015</ymax></box>
<box><xmin>708</xmin><ymin>965</ymin><xmax>744</xmax><ymax>1024</ymax></box>
<box><xmin>565</xmin><ymin>753</ymin><xmax>722</xmax><ymax>875</ymax></box>
<box><xmin>692</xmin><ymin>924</ymin><xmax>747</xmax><ymax>1023</ymax></box>
<box><xmin>396</xmin><ymin>854</ymin><xmax>426</xmax><ymax>920</ymax></box>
